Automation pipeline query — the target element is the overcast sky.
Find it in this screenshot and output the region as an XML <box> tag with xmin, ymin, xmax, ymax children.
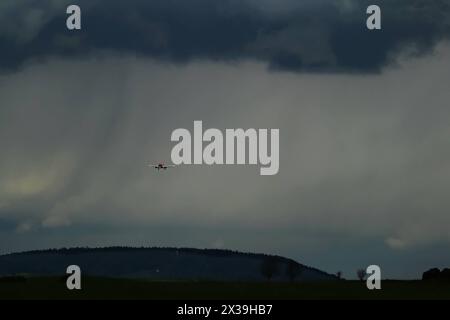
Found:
<box><xmin>1</xmin><ymin>0</ymin><xmax>450</xmax><ymax>279</ymax></box>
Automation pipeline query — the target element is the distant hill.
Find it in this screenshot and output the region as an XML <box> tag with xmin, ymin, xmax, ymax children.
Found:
<box><xmin>0</xmin><ymin>247</ymin><xmax>337</xmax><ymax>282</ymax></box>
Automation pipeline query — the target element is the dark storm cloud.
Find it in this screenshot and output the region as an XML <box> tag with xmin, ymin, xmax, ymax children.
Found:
<box><xmin>0</xmin><ymin>0</ymin><xmax>449</xmax><ymax>73</ymax></box>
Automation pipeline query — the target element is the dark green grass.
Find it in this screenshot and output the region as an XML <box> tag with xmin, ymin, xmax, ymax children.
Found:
<box><xmin>1</xmin><ymin>277</ymin><xmax>449</xmax><ymax>300</ymax></box>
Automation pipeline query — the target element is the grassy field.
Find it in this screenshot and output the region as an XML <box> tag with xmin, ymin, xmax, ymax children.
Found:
<box><xmin>1</xmin><ymin>277</ymin><xmax>449</xmax><ymax>300</ymax></box>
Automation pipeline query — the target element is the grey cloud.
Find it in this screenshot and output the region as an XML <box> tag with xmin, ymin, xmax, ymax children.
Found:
<box><xmin>1</xmin><ymin>43</ymin><xmax>450</xmax><ymax>272</ymax></box>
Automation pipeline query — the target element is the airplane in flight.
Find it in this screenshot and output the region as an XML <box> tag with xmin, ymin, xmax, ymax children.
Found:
<box><xmin>149</xmin><ymin>162</ymin><xmax>177</xmax><ymax>170</ymax></box>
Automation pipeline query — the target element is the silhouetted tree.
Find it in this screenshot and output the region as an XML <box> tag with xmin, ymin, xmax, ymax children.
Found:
<box><xmin>422</xmin><ymin>268</ymin><xmax>441</xmax><ymax>281</ymax></box>
<box><xmin>441</xmin><ymin>268</ymin><xmax>450</xmax><ymax>281</ymax></box>
<box><xmin>422</xmin><ymin>268</ymin><xmax>450</xmax><ymax>281</ymax></box>
<box><xmin>356</xmin><ymin>269</ymin><xmax>366</xmax><ymax>281</ymax></box>
<box><xmin>336</xmin><ymin>271</ymin><xmax>343</xmax><ymax>279</ymax></box>
<box><xmin>260</xmin><ymin>257</ymin><xmax>279</xmax><ymax>281</ymax></box>
<box><xmin>286</xmin><ymin>261</ymin><xmax>303</xmax><ymax>281</ymax></box>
